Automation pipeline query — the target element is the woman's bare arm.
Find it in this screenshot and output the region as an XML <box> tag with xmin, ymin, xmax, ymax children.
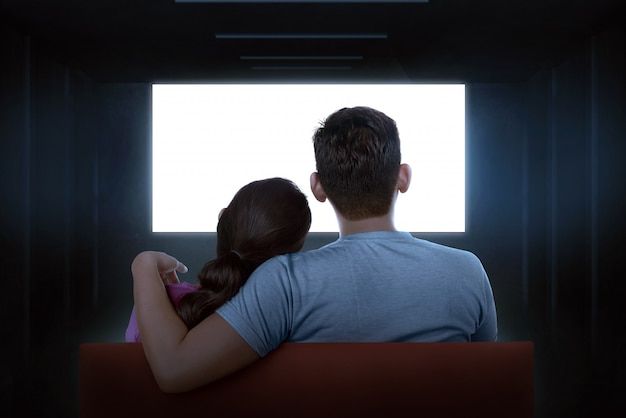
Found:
<box><xmin>131</xmin><ymin>251</ymin><xmax>259</xmax><ymax>393</ymax></box>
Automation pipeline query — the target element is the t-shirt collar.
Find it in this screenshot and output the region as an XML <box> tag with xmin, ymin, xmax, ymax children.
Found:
<box><xmin>338</xmin><ymin>230</ymin><xmax>414</xmax><ymax>242</ymax></box>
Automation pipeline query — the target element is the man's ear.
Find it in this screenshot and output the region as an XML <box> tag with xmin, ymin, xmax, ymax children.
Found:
<box><xmin>310</xmin><ymin>172</ymin><xmax>327</xmax><ymax>203</ymax></box>
<box><xmin>397</xmin><ymin>163</ymin><xmax>412</xmax><ymax>193</ymax></box>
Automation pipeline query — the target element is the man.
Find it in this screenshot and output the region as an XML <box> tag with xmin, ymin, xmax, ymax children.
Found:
<box><xmin>131</xmin><ymin>106</ymin><xmax>497</xmax><ymax>393</ymax></box>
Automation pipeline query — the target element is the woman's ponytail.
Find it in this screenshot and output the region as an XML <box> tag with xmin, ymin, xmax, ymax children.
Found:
<box><xmin>176</xmin><ymin>252</ymin><xmax>257</xmax><ymax>329</ymax></box>
<box><xmin>177</xmin><ymin>177</ymin><xmax>311</xmax><ymax>329</ymax></box>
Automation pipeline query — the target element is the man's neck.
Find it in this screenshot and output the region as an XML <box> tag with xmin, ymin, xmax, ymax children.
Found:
<box><xmin>337</xmin><ymin>214</ymin><xmax>396</xmax><ymax>237</ymax></box>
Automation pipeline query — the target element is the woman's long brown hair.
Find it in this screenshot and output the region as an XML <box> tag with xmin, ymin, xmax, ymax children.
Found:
<box><xmin>176</xmin><ymin>178</ymin><xmax>311</xmax><ymax>329</ymax></box>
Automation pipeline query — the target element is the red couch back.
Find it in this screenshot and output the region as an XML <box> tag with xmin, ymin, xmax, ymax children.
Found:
<box><xmin>80</xmin><ymin>342</ymin><xmax>533</xmax><ymax>418</ymax></box>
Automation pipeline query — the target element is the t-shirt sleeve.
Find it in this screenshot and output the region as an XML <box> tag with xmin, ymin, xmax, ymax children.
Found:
<box><xmin>471</xmin><ymin>261</ymin><xmax>498</xmax><ymax>342</ymax></box>
<box><xmin>216</xmin><ymin>256</ymin><xmax>293</xmax><ymax>357</ymax></box>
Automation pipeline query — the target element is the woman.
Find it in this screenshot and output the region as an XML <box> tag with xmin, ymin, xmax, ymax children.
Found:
<box><xmin>127</xmin><ymin>177</ymin><xmax>311</xmax><ymax>341</ymax></box>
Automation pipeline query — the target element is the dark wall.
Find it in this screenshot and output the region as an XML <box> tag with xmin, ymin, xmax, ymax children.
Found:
<box><xmin>0</xmin><ymin>27</ymin><xmax>98</xmax><ymax>418</ymax></box>
<box><xmin>1</xmin><ymin>24</ymin><xmax>625</xmax><ymax>418</ymax></box>
<box><xmin>524</xmin><ymin>28</ymin><xmax>626</xmax><ymax>416</ymax></box>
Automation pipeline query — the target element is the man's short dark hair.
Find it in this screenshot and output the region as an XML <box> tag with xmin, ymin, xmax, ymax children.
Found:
<box><xmin>313</xmin><ymin>106</ymin><xmax>401</xmax><ymax>220</ymax></box>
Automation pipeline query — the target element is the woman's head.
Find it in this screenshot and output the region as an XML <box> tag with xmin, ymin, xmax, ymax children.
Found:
<box><xmin>215</xmin><ymin>177</ymin><xmax>311</xmax><ymax>262</ymax></box>
<box><xmin>177</xmin><ymin>178</ymin><xmax>311</xmax><ymax>328</ymax></box>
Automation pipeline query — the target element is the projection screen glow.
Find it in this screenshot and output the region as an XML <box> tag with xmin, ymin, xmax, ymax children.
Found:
<box><xmin>152</xmin><ymin>84</ymin><xmax>465</xmax><ymax>233</ymax></box>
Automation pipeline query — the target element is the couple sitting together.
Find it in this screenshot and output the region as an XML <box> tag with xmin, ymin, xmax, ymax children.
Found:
<box><xmin>127</xmin><ymin>106</ymin><xmax>498</xmax><ymax>393</ymax></box>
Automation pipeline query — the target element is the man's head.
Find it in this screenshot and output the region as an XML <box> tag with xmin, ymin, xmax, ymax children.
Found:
<box><xmin>311</xmin><ymin>106</ymin><xmax>410</xmax><ymax>221</ymax></box>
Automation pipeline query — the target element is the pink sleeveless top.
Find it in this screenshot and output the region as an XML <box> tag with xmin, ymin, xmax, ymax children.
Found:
<box><xmin>125</xmin><ymin>282</ymin><xmax>199</xmax><ymax>342</ymax></box>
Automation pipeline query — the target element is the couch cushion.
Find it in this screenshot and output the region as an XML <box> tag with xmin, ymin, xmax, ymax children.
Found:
<box><xmin>80</xmin><ymin>342</ymin><xmax>533</xmax><ymax>418</ymax></box>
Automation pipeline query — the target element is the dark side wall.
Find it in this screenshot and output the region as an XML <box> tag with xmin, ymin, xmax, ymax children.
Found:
<box><xmin>0</xmin><ymin>27</ymin><xmax>99</xmax><ymax>418</ymax></box>
<box><xmin>1</xmin><ymin>24</ymin><xmax>625</xmax><ymax>418</ymax></box>
<box><xmin>522</xmin><ymin>27</ymin><xmax>626</xmax><ymax>416</ymax></box>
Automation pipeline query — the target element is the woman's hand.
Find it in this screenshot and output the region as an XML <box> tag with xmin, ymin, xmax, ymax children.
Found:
<box><xmin>132</xmin><ymin>251</ymin><xmax>189</xmax><ymax>284</ymax></box>
<box><xmin>130</xmin><ymin>250</ymin><xmax>258</xmax><ymax>393</ymax></box>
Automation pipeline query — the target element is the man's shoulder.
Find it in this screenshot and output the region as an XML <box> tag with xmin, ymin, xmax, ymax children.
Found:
<box><xmin>270</xmin><ymin>233</ymin><xmax>482</xmax><ymax>262</ymax></box>
<box><xmin>252</xmin><ymin>234</ymin><xmax>485</xmax><ymax>280</ymax></box>
<box><xmin>417</xmin><ymin>238</ymin><xmax>481</xmax><ymax>261</ymax></box>
<box><xmin>253</xmin><ymin>244</ymin><xmax>340</xmax><ymax>274</ymax></box>
<box><xmin>248</xmin><ymin>239</ymin><xmax>354</xmax><ymax>281</ymax></box>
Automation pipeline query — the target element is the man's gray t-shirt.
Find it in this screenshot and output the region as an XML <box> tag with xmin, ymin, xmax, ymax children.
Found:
<box><xmin>217</xmin><ymin>231</ymin><xmax>497</xmax><ymax>357</ymax></box>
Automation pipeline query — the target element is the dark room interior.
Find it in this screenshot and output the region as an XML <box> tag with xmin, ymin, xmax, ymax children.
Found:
<box><xmin>1</xmin><ymin>1</ymin><xmax>625</xmax><ymax>417</ymax></box>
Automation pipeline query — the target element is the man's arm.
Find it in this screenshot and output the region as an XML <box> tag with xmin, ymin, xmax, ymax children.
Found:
<box><xmin>470</xmin><ymin>261</ymin><xmax>498</xmax><ymax>342</ymax></box>
<box><xmin>131</xmin><ymin>251</ymin><xmax>259</xmax><ymax>393</ymax></box>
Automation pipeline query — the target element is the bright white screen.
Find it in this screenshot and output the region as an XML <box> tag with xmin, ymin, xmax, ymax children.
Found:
<box><xmin>152</xmin><ymin>84</ymin><xmax>465</xmax><ymax>233</ymax></box>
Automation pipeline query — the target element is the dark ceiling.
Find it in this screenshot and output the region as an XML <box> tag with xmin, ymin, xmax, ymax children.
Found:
<box><xmin>1</xmin><ymin>0</ymin><xmax>624</xmax><ymax>82</ymax></box>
